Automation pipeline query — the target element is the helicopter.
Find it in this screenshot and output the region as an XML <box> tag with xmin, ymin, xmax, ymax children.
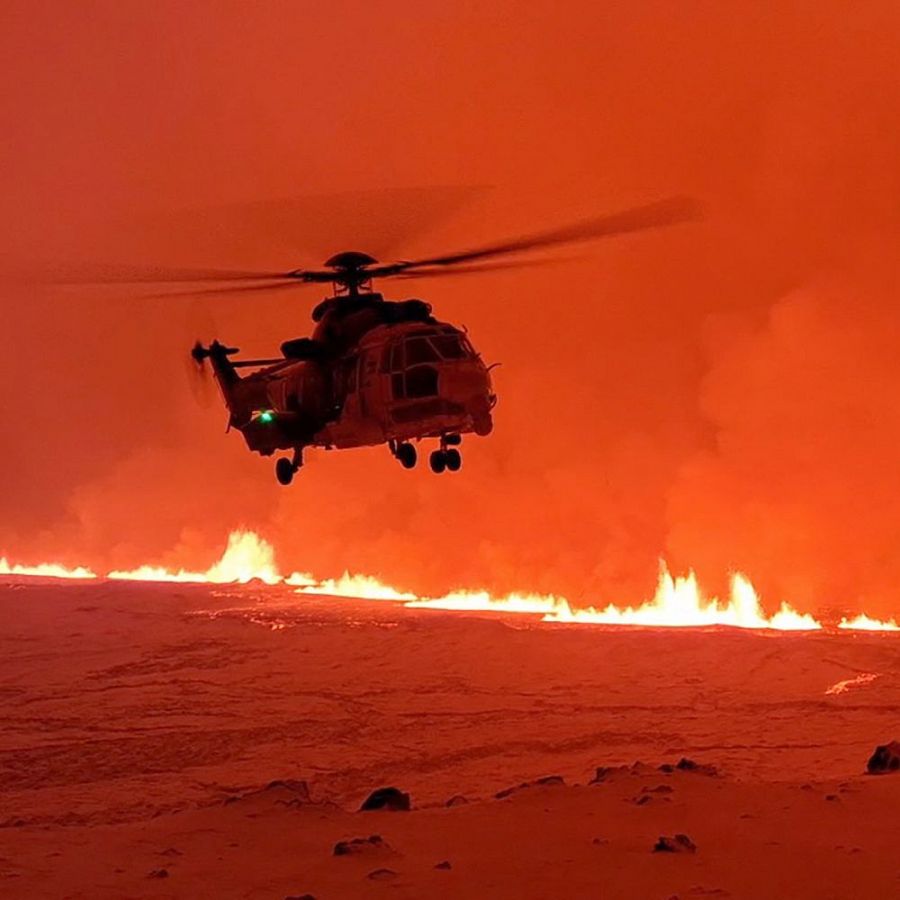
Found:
<box><xmin>69</xmin><ymin>196</ymin><xmax>698</xmax><ymax>484</ymax></box>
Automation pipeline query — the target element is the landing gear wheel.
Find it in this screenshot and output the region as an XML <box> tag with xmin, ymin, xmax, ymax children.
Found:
<box><xmin>397</xmin><ymin>442</ymin><xmax>417</xmax><ymax>469</ymax></box>
<box><xmin>444</xmin><ymin>433</ymin><xmax>462</xmax><ymax>446</ymax></box>
<box><xmin>444</xmin><ymin>448</ymin><xmax>462</xmax><ymax>472</ymax></box>
<box><xmin>275</xmin><ymin>457</ymin><xmax>295</xmax><ymax>486</ymax></box>
<box><xmin>429</xmin><ymin>450</ymin><xmax>447</xmax><ymax>474</ymax></box>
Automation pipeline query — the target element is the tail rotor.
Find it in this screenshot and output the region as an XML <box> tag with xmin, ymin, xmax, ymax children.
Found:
<box><xmin>185</xmin><ymin>340</ymin><xmax>216</xmax><ymax>408</ymax></box>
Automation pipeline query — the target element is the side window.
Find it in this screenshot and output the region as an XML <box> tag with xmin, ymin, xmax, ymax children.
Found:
<box><xmin>390</xmin><ymin>342</ymin><xmax>405</xmax><ymax>372</ymax></box>
<box><xmin>391</xmin><ymin>373</ymin><xmax>405</xmax><ymax>399</ymax></box>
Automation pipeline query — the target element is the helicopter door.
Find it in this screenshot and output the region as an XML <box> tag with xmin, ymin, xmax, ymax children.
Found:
<box><xmin>358</xmin><ymin>349</ymin><xmax>377</xmax><ymax>416</ymax></box>
<box><xmin>339</xmin><ymin>355</ymin><xmax>359</xmax><ymax>415</ymax></box>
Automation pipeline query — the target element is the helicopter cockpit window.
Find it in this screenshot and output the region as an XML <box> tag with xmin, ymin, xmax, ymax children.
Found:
<box><xmin>431</xmin><ymin>334</ymin><xmax>467</xmax><ymax>359</ymax></box>
<box><xmin>405</xmin><ymin>337</ymin><xmax>440</xmax><ymax>365</ymax></box>
<box><xmin>405</xmin><ymin>365</ymin><xmax>439</xmax><ymax>398</ymax></box>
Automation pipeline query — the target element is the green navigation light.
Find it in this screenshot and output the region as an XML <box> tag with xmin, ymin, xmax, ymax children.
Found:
<box><xmin>259</xmin><ymin>410</ymin><xmax>275</xmax><ymax>424</ymax></box>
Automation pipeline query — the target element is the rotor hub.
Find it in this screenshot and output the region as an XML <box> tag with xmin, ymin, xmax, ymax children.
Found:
<box><xmin>324</xmin><ymin>251</ymin><xmax>378</xmax><ymax>271</ymax></box>
<box><xmin>323</xmin><ymin>251</ymin><xmax>379</xmax><ymax>295</ymax></box>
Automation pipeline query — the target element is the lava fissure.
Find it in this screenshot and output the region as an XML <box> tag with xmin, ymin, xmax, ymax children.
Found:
<box><xmin>2</xmin><ymin>530</ymin><xmax>899</xmax><ymax>633</ymax></box>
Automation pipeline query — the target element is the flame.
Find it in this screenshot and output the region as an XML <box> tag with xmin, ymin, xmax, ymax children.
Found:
<box><xmin>108</xmin><ymin>530</ymin><xmax>281</xmax><ymax>585</ymax></box>
<box><xmin>1</xmin><ymin>529</ymin><xmax>898</xmax><ymax>634</ymax></box>
<box><xmin>406</xmin><ymin>569</ymin><xmax>822</xmax><ymax>631</ymax></box>
<box><xmin>296</xmin><ymin>572</ymin><xmax>417</xmax><ymax>602</ymax></box>
<box><xmin>0</xmin><ymin>558</ymin><xmax>97</xmax><ymax>580</ymax></box>
<box><xmin>837</xmin><ymin>613</ymin><xmax>900</xmax><ymax>632</ymax></box>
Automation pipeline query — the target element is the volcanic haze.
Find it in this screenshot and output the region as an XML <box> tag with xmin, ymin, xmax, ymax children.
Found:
<box><xmin>3</xmin><ymin>2</ymin><xmax>900</xmax><ymax>619</ymax></box>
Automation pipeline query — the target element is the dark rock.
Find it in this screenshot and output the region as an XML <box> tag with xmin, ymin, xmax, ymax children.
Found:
<box><xmin>147</xmin><ymin>868</ymin><xmax>169</xmax><ymax>878</ymax></box>
<box><xmin>591</xmin><ymin>762</ymin><xmax>655</xmax><ymax>783</ymax></box>
<box><xmin>643</xmin><ymin>784</ymin><xmax>674</xmax><ymax>794</ymax></box>
<box><xmin>360</xmin><ymin>787</ymin><xmax>410</xmax><ymax>811</ymax></box>
<box><xmin>333</xmin><ymin>835</ymin><xmax>388</xmax><ymax>856</ymax></box>
<box><xmin>366</xmin><ymin>868</ymin><xmax>397</xmax><ymax>880</ymax></box>
<box><xmin>446</xmin><ymin>794</ymin><xmax>468</xmax><ymax>807</ymax></box>
<box><xmin>659</xmin><ymin>758</ymin><xmax>718</xmax><ymax>776</ymax></box>
<box><xmin>867</xmin><ymin>741</ymin><xmax>900</xmax><ymax>774</ymax></box>
<box><xmin>496</xmin><ymin>775</ymin><xmax>566</xmax><ymax>798</ymax></box>
<box><xmin>634</xmin><ymin>794</ymin><xmax>653</xmax><ymax>805</ymax></box>
<box><xmin>592</xmin><ymin>837</ymin><xmax>609</xmax><ymax>846</ymax></box>
<box><xmin>284</xmin><ymin>895</ymin><xmax>316</xmax><ymax>900</ymax></box>
<box><xmin>825</xmin><ymin>794</ymin><xmax>840</xmax><ymax>802</ymax></box>
<box><xmin>266</xmin><ymin>779</ymin><xmax>312</xmax><ymax>798</ymax></box>
<box><xmin>653</xmin><ymin>834</ymin><xmax>697</xmax><ymax>854</ymax></box>
<box><xmin>224</xmin><ymin>779</ymin><xmax>311</xmax><ymax>808</ymax></box>
<box><xmin>434</xmin><ymin>860</ymin><xmax>452</xmax><ymax>870</ymax></box>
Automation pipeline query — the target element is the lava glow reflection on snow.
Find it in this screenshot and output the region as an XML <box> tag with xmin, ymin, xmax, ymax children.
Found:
<box><xmin>3</xmin><ymin>529</ymin><xmax>900</xmax><ymax>633</ymax></box>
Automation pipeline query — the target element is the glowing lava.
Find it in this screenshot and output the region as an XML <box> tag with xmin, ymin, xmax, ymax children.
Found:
<box><xmin>108</xmin><ymin>530</ymin><xmax>281</xmax><ymax>585</ymax></box>
<box><xmin>837</xmin><ymin>613</ymin><xmax>900</xmax><ymax>632</ymax></box>
<box><xmin>2</xmin><ymin>529</ymin><xmax>900</xmax><ymax>633</ymax></box>
<box><xmin>406</xmin><ymin>569</ymin><xmax>821</xmax><ymax>630</ymax></box>
<box><xmin>0</xmin><ymin>558</ymin><xmax>97</xmax><ymax>580</ymax></box>
<box><xmin>295</xmin><ymin>572</ymin><xmax>417</xmax><ymax>602</ymax></box>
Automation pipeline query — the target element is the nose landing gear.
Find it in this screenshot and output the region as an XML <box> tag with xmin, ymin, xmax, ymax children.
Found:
<box><xmin>275</xmin><ymin>447</ymin><xmax>303</xmax><ymax>485</ymax></box>
<box><xmin>430</xmin><ymin>435</ymin><xmax>462</xmax><ymax>474</ymax></box>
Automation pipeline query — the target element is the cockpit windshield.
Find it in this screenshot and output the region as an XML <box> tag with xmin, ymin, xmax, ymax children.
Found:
<box><xmin>430</xmin><ymin>334</ymin><xmax>467</xmax><ymax>359</ymax></box>
<box><xmin>405</xmin><ymin>337</ymin><xmax>440</xmax><ymax>365</ymax></box>
<box><xmin>380</xmin><ymin>329</ymin><xmax>474</xmax><ymax>375</ymax></box>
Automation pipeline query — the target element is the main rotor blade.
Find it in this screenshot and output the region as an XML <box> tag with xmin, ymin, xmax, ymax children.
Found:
<box><xmin>142</xmin><ymin>279</ymin><xmax>315</xmax><ymax>299</ymax></box>
<box><xmin>129</xmin><ymin>184</ymin><xmax>491</xmax><ymax>263</ymax></box>
<box><xmin>37</xmin><ymin>263</ymin><xmax>296</xmax><ymax>285</ymax></box>
<box><xmin>370</xmin><ymin>196</ymin><xmax>700</xmax><ymax>277</ymax></box>
<box><xmin>391</xmin><ymin>256</ymin><xmax>574</xmax><ymax>280</ymax></box>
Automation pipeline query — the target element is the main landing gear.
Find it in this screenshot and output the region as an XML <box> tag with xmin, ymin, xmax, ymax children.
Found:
<box><xmin>390</xmin><ymin>435</ymin><xmax>463</xmax><ymax>473</ymax></box>
<box><xmin>275</xmin><ymin>447</ymin><xmax>303</xmax><ymax>485</ymax></box>
<box><xmin>430</xmin><ymin>434</ymin><xmax>462</xmax><ymax>474</ymax></box>
<box><xmin>389</xmin><ymin>440</ymin><xmax>418</xmax><ymax>469</ymax></box>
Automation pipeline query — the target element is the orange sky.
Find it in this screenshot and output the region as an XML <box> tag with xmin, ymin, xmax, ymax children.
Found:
<box><xmin>3</xmin><ymin>1</ymin><xmax>900</xmax><ymax>616</ymax></box>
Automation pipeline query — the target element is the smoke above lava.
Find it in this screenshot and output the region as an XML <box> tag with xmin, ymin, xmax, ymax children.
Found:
<box><xmin>4</xmin><ymin>3</ymin><xmax>900</xmax><ymax>621</ymax></box>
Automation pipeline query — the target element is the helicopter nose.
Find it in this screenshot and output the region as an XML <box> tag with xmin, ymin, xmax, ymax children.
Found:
<box><xmin>440</xmin><ymin>362</ymin><xmax>494</xmax><ymax>432</ymax></box>
<box><xmin>440</xmin><ymin>362</ymin><xmax>489</xmax><ymax>399</ymax></box>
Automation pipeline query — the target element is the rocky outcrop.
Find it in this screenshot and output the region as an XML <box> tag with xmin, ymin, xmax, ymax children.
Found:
<box><xmin>333</xmin><ymin>835</ymin><xmax>390</xmax><ymax>856</ymax></box>
<box><xmin>495</xmin><ymin>775</ymin><xmax>565</xmax><ymax>799</ymax></box>
<box><xmin>591</xmin><ymin>762</ymin><xmax>656</xmax><ymax>783</ymax></box>
<box><xmin>867</xmin><ymin>741</ymin><xmax>900</xmax><ymax>774</ymax></box>
<box><xmin>360</xmin><ymin>787</ymin><xmax>411</xmax><ymax>811</ymax></box>
<box><xmin>658</xmin><ymin>758</ymin><xmax>718</xmax><ymax>776</ymax></box>
<box><xmin>653</xmin><ymin>834</ymin><xmax>697</xmax><ymax>854</ymax></box>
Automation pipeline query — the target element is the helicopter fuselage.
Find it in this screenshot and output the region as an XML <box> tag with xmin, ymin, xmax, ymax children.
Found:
<box><xmin>205</xmin><ymin>307</ymin><xmax>495</xmax><ymax>479</ymax></box>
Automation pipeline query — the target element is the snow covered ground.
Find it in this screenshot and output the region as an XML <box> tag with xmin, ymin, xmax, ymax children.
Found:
<box><xmin>1</xmin><ymin>580</ymin><xmax>898</xmax><ymax>898</ymax></box>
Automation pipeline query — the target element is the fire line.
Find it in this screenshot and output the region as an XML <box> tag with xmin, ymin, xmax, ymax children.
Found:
<box><xmin>3</xmin><ymin>530</ymin><xmax>899</xmax><ymax>633</ymax></box>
